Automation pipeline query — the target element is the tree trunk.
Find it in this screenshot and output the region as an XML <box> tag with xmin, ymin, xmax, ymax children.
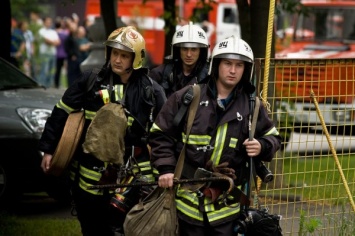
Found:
<box><xmin>100</xmin><ymin>0</ymin><xmax>117</xmax><ymax>38</ymax></box>
<box><xmin>237</xmin><ymin>0</ymin><xmax>251</xmax><ymax>44</ymax></box>
<box><xmin>0</xmin><ymin>0</ymin><xmax>11</xmax><ymax>62</ymax></box>
<box><xmin>250</xmin><ymin>0</ymin><xmax>275</xmax><ymax>58</ymax></box>
<box><xmin>163</xmin><ymin>0</ymin><xmax>176</xmax><ymax>63</ymax></box>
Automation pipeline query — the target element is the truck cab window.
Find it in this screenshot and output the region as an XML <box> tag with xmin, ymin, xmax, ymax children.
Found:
<box><xmin>223</xmin><ymin>8</ymin><xmax>237</xmax><ymax>24</ymax></box>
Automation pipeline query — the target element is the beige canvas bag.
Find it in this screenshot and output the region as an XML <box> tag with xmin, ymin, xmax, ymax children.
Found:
<box><xmin>82</xmin><ymin>103</ymin><xmax>127</xmax><ymax>165</ymax></box>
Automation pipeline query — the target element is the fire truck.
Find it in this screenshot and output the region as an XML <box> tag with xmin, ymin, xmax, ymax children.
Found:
<box><xmin>274</xmin><ymin>0</ymin><xmax>355</xmax><ymax>135</ymax></box>
<box><xmin>85</xmin><ymin>0</ymin><xmax>240</xmax><ymax>65</ymax></box>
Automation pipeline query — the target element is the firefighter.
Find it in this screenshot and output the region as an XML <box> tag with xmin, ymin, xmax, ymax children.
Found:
<box><xmin>149</xmin><ymin>35</ymin><xmax>281</xmax><ymax>235</ymax></box>
<box><xmin>149</xmin><ymin>21</ymin><xmax>210</xmax><ymax>98</ymax></box>
<box><xmin>39</xmin><ymin>26</ymin><xmax>166</xmax><ymax>236</ymax></box>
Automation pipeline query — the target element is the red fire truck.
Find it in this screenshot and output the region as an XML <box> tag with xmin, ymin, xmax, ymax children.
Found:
<box><xmin>85</xmin><ymin>0</ymin><xmax>241</xmax><ymax>65</ymax></box>
<box><xmin>275</xmin><ymin>0</ymin><xmax>355</xmax><ymax>135</ymax></box>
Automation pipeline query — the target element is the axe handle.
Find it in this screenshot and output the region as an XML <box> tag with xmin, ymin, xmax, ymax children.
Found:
<box><xmin>87</xmin><ymin>176</ymin><xmax>233</xmax><ymax>191</ymax></box>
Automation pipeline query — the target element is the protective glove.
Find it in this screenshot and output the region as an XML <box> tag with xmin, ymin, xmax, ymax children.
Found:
<box><xmin>205</xmin><ymin>160</ymin><xmax>237</xmax><ymax>180</ymax></box>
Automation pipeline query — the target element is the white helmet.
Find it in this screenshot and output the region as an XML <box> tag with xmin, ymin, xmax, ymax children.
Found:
<box><xmin>171</xmin><ymin>21</ymin><xmax>209</xmax><ymax>59</ymax></box>
<box><xmin>208</xmin><ymin>35</ymin><xmax>254</xmax><ymax>76</ymax></box>
<box><xmin>104</xmin><ymin>26</ymin><xmax>146</xmax><ymax>70</ymax></box>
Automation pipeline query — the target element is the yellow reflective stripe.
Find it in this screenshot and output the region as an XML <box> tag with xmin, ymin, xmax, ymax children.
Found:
<box><xmin>207</xmin><ymin>203</ymin><xmax>240</xmax><ymax>222</ymax></box>
<box><xmin>99</xmin><ymin>89</ymin><xmax>110</xmax><ymax>104</ymax></box>
<box><xmin>182</xmin><ymin>133</ymin><xmax>211</xmax><ymax>145</ymax></box>
<box><xmin>142</xmin><ymin>174</ymin><xmax>155</xmax><ymax>182</ymax></box>
<box><xmin>177</xmin><ymin>188</ymin><xmax>200</xmax><ymax>204</ymax></box>
<box><xmin>229</xmin><ymin>138</ymin><xmax>238</xmax><ymax>148</ymax></box>
<box><xmin>118</xmin><ymin>175</ymin><xmax>135</xmax><ymax>192</ymax></box>
<box><xmin>138</xmin><ymin>161</ymin><xmax>151</xmax><ymax>167</ymax></box>
<box><xmin>150</xmin><ymin>123</ymin><xmax>162</xmax><ymax>132</ymax></box>
<box><xmin>79</xmin><ymin>165</ymin><xmax>101</xmax><ymax>181</ymax></box>
<box><xmin>176</xmin><ymin>199</ymin><xmax>204</xmax><ymax>221</ymax></box>
<box><xmin>85</xmin><ymin>110</ymin><xmax>96</xmax><ymax>120</ymax></box>
<box><xmin>78</xmin><ymin>178</ymin><xmax>104</xmax><ymax>195</ymax></box>
<box><xmin>114</xmin><ymin>84</ymin><xmax>124</xmax><ymax>102</ymax></box>
<box><xmin>127</xmin><ymin>116</ymin><xmax>134</xmax><ymax>126</ymax></box>
<box><xmin>210</xmin><ymin>124</ymin><xmax>228</xmax><ymax>165</ymax></box>
<box><xmin>132</xmin><ymin>161</ymin><xmax>152</xmax><ymax>173</ymax></box>
<box><xmin>204</xmin><ymin>198</ymin><xmax>215</xmax><ymax>212</ymax></box>
<box><xmin>138</xmin><ymin>161</ymin><xmax>152</xmax><ymax>172</ymax></box>
<box><xmin>56</xmin><ymin>99</ymin><xmax>76</xmax><ymax>114</ymax></box>
<box><xmin>177</xmin><ymin>185</ymin><xmax>243</xmax><ymax>222</ymax></box>
<box><xmin>153</xmin><ymin>168</ymin><xmax>159</xmax><ymax>175</ymax></box>
<box><xmin>265</xmin><ymin>127</ymin><xmax>279</xmax><ymax>136</ymax></box>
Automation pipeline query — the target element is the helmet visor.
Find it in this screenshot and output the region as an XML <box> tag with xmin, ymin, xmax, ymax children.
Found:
<box><xmin>174</xmin><ymin>42</ymin><xmax>207</xmax><ymax>48</ymax></box>
<box><xmin>104</xmin><ymin>40</ymin><xmax>134</xmax><ymax>53</ymax></box>
<box><xmin>214</xmin><ymin>53</ymin><xmax>253</xmax><ymax>63</ymax></box>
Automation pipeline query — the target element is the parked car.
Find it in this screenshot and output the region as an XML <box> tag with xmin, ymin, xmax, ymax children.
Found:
<box><xmin>0</xmin><ymin>57</ymin><xmax>70</xmax><ymax>208</ymax></box>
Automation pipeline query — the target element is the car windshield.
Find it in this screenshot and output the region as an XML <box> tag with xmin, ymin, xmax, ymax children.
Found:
<box><xmin>294</xmin><ymin>7</ymin><xmax>355</xmax><ymax>42</ymax></box>
<box><xmin>0</xmin><ymin>58</ymin><xmax>40</xmax><ymax>90</ymax></box>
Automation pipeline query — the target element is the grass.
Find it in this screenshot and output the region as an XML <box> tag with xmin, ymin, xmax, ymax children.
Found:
<box><xmin>1</xmin><ymin>154</ymin><xmax>354</xmax><ymax>234</ymax></box>
<box><xmin>0</xmin><ymin>212</ymin><xmax>81</xmax><ymax>236</ymax></box>
<box><xmin>265</xmin><ymin>153</ymin><xmax>355</xmax><ymax>204</ymax></box>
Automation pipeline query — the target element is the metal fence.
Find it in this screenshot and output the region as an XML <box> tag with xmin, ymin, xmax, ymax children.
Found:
<box><xmin>254</xmin><ymin>58</ymin><xmax>355</xmax><ymax>235</ymax></box>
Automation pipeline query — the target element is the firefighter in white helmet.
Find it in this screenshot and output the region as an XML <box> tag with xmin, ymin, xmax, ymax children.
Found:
<box><xmin>39</xmin><ymin>26</ymin><xmax>166</xmax><ymax>235</ymax></box>
<box><xmin>149</xmin><ymin>35</ymin><xmax>281</xmax><ymax>235</ymax></box>
<box><xmin>149</xmin><ymin>21</ymin><xmax>210</xmax><ymax>98</ymax></box>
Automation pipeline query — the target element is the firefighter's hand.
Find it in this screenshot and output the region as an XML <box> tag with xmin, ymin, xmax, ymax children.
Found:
<box><xmin>243</xmin><ymin>138</ymin><xmax>261</xmax><ymax>157</ymax></box>
<box><xmin>41</xmin><ymin>153</ymin><xmax>52</xmax><ymax>173</ymax></box>
<box><xmin>205</xmin><ymin>160</ymin><xmax>237</xmax><ymax>180</ymax></box>
<box><xmin>158</xmin><ymin>173</ymin><xmax>174</xmax><ymax>188</ymax></box>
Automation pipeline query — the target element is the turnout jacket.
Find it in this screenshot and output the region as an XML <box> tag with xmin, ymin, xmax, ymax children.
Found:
<box><xmin>39</xmin><ymin>67</ymin><xmax>166</xmax><ymax>195</ymax></box>
<box><xmin>149</xmin><ymin>82</ymin><xmax>281</xmax><ymax>226</ymax></box>
<box><xmin>149</xmin><ymin>61</ymin><xmax>209</xmax><ymax>98</ymax></box>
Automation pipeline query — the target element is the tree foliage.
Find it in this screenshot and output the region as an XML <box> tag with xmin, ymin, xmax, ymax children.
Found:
<box><xmin>11</xmin><ymin>0</ymin><xmax>48</xmax><ymax>21</ymax></box>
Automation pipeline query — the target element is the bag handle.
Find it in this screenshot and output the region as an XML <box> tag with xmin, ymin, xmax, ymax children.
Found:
<box><xmin>174</xmin><ymin>85</ymin><xmax>201</xmax><ymax>179</ymax></box>
<box><xmin>251</xmin><ymin>96</ymin><xmax>260</xmax><ymax>139</ymax></box>
<box><xmin>245</xmin><ymin>95</ymin><xmax>260</xmax><ymax>209</ymax></box>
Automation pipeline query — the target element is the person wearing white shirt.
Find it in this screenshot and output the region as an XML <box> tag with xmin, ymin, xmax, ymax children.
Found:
<box><xmin>38</xmin><ymin>16</ymin><xmax>60</xmax><ymax>88</ymax></box>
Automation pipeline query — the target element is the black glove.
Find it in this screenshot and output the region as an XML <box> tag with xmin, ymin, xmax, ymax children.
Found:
<box><xmin>205</xmin><ymin>160</ymin><xmax>237</xmax><ymax>180</ymax></box>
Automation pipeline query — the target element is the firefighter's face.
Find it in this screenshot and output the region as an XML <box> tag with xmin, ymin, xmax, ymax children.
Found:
<box><xmin>217</xmin><ymin>59</ymin><xmax>245</xmax><ymax>89</ymax></box>
<box><xmin>180</xmin><ymin>47</ymin><xmax>200</xmax><ymax>67</ymax></box>
<box><xmin>110</xmin><ymin>48</ymin><xmax>134</xmax><ymax>75</ymax></box>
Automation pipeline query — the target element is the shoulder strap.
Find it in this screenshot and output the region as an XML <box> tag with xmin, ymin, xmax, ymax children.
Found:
<box><xmin>251</xmin><ymin>96</ymin><xmax>260</xmax><ymax>138</ymax></box>
<box><xmin>161</xmin><ymin>63</ymin><xmax>173</xmax><ymax>88</ymax></box>
<box><xmin>245</xmin><ymin>96</ymin><xmax>261</xmax><ymax>209</ymax></box>
<box><xmin>142</xmin><ymin>74</ymin><xmax>156</xmax><ymax>126</ymax></box>
<box><xmin>172</xmin><ymin>86</ymin><xmax>195</xmax><ymax>126</ymax></box>
<box><xmin>197</xmin><ymin>63</ymin><xmax>209</xmax><ymax>83</ymax></box>
<box><xmin>174</xmin><ymin>85</ymin><xmax>201</xmax><ymax>179</ymax></box>
<box><xmin>85</xmin><ymin>67</ymin><xmax>101</xmax><ymax>92</ymax></box>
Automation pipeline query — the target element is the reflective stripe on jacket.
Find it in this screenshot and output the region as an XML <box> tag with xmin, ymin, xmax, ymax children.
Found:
<box><xmin>150</xmin><ymin>83</ymin><xmax>281</xmax><ymax>225</ymax></box>
<box><xmin>39</xmin><ymin>68</ymin><xmax>166</xmax><ymax>195</ymax></box>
